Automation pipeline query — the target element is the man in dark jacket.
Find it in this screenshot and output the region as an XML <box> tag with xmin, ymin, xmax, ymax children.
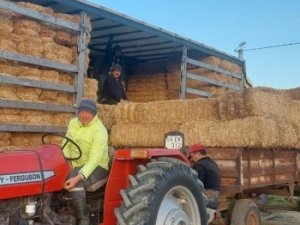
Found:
<box><xmin>189</xmin><ymin>143</ymin><xmax>221</xmax><ymax>223</ymax></box>
<box><xmin>101</xmin><ymin>64</ymin><xmax>128</xmax><ymax>104</ymax></box>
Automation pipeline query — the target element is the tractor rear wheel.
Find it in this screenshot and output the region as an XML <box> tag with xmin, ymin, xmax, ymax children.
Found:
<box><xmin>115</xmin><ymin>157</ymin><xmax>208</xmax><ymax>225</ymax></box>
<box><xmin>230</xmin><ymin>199</ymin><xmax>261</xmax><ymax>225</ymax></box>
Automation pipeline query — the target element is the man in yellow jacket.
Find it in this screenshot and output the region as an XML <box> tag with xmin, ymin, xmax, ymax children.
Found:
<box><xmin>63</xmin><ymin>99</ymin><xmax>109</xmax><ymax>225</ymax></box>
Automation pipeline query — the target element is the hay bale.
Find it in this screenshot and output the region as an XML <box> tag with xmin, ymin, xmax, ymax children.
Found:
<box><xmin>11</xmin><ymin>132</ymin><xmax>42</xmax><ymax>146</ymax></box>
<box><xmin>215</xmin><ymin>87</ymin><xmax>291</xmax><ymax>121</ymax></box>
<box><xmin>40</xmin><ymin>69</ymin><xmax>60</xmax><ymax>83</ymax></box>
<box><xmin>0</xmin><ymin>109</ymin><xmax>21</xmax><ymax>124</ymax></box>
<box><xmin>0</xmin><ymin>132</ymin><xmax>11</xmax><ymax>146</ymax></box>
<box><xmin>15</xmin><ymin>86</ymin><xmax>41</xmax><ymax>101</ymax></box>
<box><xmin>110</xmin><ymin>123</ymin><xmax>181</xmax><ymax>148</ymax></box>
<box><xmin>59</xmin><ymin>72</ymin><xmax>74</xmax><ymax>85</ymax></box>
<box><xmin>0</xmin><ymin>14</ymin><xmax>13</xmax><ymax>34</ymax></box>
<box><xmin>0</xmin><ymin>61</ymin><xmax>19</xmax><ymax>76</ymax></box>
<box><xmin>40</xmin><ymin>25</ymin><xmax>56</xmax><ymax>38</ymax></box>
<box><xmin>16</xmin><ymin>65</ymin><xmax>41</xmax><ymax>80</ymax></box>
<box><xmin>39</xmin><ymin>90</ymin><xmax>73</xmax><ymax>105</ymax></box>
<box><xmin>17</xmin><ymin>36</ymin><xmax>43</xmax><ymax>57</ymax></box>
<box><xmin>97</xmin><ymin>104</ymin><xmax>116</xmax><ymax>130</ymax></box>
<box><xmin>83</xmin><ymin>78</ymin><xmax>98</xmax><ymax>101</ymax></box>
<box><xmin>54</xmin><ymin>30</ymin><xmax>74</xmax><ymax>47</ymax></box>
<box><xmin>180</xmin><ymin>116</ymin><xmax>297</xmax><ymax>148</ymax></box>
<box><xmin>201</xmin><ymin>56</ymin><xmax>221</xmax><ymax>66</ymax></box>
<box><xmin>14</xmin><ymin>19</ymin><xmax>41</xmax><ymax>37</ymax></box>
<box><xmin>114</xmin><ymin>98</ymin><xmax>219</xmax><ymax>124</ymax></box>
<box><xmin>284</xmin><ymin>87</ymin><xmax>300</xmax><ymax>101</ymax></box>
<box><xmin>51</xmin><ymin>113</ymin><xmax>73</xmax><ymax>126</ymax></box>
<box><xmin>0</xmin><ymin>36</ymin><xmax>17</xmax><ymax>52</ymax></box>
<box><xmin>0</xmin><ymin>84</ymin><xmax>17</xmax><ymax>99</ymax></box>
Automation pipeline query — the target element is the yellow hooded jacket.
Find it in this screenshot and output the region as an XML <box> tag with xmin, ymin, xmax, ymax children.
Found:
<box><xmin>63</xmin><ymin>116</ymin><xmax>109</xmax><ymax>179</ymax></box>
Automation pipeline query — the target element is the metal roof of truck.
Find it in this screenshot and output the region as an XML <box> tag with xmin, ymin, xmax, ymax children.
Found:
<box><xmin>22</xmin><ymin>0</ymin><xmax>243</xmax><ymax>65</ymax></box>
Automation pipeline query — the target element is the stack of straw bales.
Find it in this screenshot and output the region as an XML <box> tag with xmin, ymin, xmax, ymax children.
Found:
<box><xmin>0</xmin><ymin>1</ymin><xmax>95</xmax><ymax>148</ymax></box>
<box><xmin>166</xmin><ymin>56</ymin><xmax>243</xmax><ymax>99</ymax></box>
<box><xmin>108</xmin><ymin>87</ymin><xmax>300</xmax><ymax>149</ymax></box>
<box><xmin>126</xmin><ymin>73</ymin><xmax>169</xmax><ymax>102</ymax></box>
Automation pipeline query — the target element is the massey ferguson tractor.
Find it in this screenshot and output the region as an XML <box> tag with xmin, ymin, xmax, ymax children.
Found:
<box><xmin>0</xmin><ymin>132</ymin><xmax>208</xmax><ymax>225</ymax></box>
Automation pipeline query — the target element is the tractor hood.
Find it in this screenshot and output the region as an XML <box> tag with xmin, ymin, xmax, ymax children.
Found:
<box><xmin>0</xmin><ymin>145</ymin><xmax>70</xmax><ymax>200</ymax></box>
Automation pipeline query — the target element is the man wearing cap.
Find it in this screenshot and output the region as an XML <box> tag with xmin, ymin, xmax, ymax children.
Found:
<box><xmin>63</xmin><ymin>99</ymin><xmax>109</xmax><ymax>225</ymax></box>
<box><xmin>101</xmin><ymin>63</ymin><xmax>128</xmax><ymax>104</ymax></box>
<box><xmin>189</xmin><ymin>144</ymin><xmax>221</xmax><ymax>223</ymax></box>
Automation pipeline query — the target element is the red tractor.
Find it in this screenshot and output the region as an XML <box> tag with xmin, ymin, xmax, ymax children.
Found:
<box><xmin>0</xmin><ymin>132</ymin><xmax>208</xmax><ymax>225</ymax></box>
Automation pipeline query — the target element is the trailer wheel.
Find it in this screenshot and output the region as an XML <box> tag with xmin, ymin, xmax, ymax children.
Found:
<box><xmin>230</xmin><ymin>199</ymin><xmax>261</xmax><ymax>225</ymax></box>
<box><xmin>115</xmin><ymin>157</ymin><xmax>208</xmax><ymax>225</ymax></box>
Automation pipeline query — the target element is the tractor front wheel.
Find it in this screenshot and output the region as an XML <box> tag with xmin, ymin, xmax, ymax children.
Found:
<box><xmin>115</xmin><ymin>157</ymin><xmax>208</xmax><ymax>225</ymax></box>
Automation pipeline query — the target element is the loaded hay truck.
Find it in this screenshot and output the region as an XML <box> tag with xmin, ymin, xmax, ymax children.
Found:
<box><xmin>0</xmin><ymin>1</ymin><xmax>299</xmax><ymax>225</ymax></box>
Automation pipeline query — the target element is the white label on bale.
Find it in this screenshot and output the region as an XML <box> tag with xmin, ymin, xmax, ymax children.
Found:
<box><xmin>0</xmin><ymin>171</ymin><xmax>54</xmax><ymax>185</ymax></box>
<box><xmin>165</xmin><ymin>135</ymin><xmax>183</xmax><ymax>149</ymax></box>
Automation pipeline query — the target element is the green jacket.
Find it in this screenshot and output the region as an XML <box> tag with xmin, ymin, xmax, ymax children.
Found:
<box><xmin>63</xmin><ymin>116</ymin><xmax>109</xmax><ymax>179</ymax></box>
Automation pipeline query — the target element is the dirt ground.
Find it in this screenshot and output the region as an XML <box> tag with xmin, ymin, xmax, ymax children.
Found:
<box><xmin>261</xmin><ymin>209</ymin><xmax>300</xmax><ymax>225</ymax></box>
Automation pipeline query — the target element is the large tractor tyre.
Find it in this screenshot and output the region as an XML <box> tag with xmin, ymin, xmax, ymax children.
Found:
<box><xmin>230</xmin><ymin>199</ymin><xmax>261</xmax><ymax>225</ymax></box>
<box><xmin>115</xmin><ymin>157</ymin><xmax>208</xmax><ymax>225</ymax></box>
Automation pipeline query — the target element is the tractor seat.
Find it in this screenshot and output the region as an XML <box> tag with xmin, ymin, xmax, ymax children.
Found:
<box><xmin>86</xmin><ymin>146</ymin><xmax>115</xmax><ymax>192</ymax></box>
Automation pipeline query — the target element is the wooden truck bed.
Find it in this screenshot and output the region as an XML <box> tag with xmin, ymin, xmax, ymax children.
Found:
<box><xmin>207</xmin><ymin>148</ymin><xmax>300</xmax><ymax>194</ymax></box>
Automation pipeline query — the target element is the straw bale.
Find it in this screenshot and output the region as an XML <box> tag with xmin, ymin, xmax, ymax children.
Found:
<box><xmin>20</xmin><ymin>110</ymin><xmax>52</xmax><ymax>125</ymax></box>
<box><xmin>114</xmin><ymin>98</ymin><xmax>219</xmax><ymax>124</ymax></box>
<box><xmin>180</xmin><ymin>116</ymin><xmax>297</xmax><ymax>148</ymax></box>
<box><xmin>219</xmin><ymin>60</ymin><xmax>234</xmax><ymax>71</ymax></box>
<box><xmin>128</xmin><ymin>94</ymin><xmax>168</xmax><ymax>103</ymax></box>
<box><xmin>14</xmin><ymin>19</ymin><xmax>41</xmax><ymax>37</ymax></box>
<box><xmin>0</xmin><ymin>61</ymin><xmax>19</xmax><ymax>76</ymax></box>
<box><xmin>0</xmin><ymin>14</ymin><xmax>13</xmax><ymax>33</ymax></box>
<box><xmin>54</xmin><ymin>30</ymin><xmax>74</xmax><ymax>47</ymax></box>
<box><xmin>42</xmin><ymin>42</ymin><xmax>74</xmax><ymax>64</ymax></box>
<box><xmin>56</xmin><ymin>92</ymin><xmax>74</xmax><ymax>105</ymax></box>
<box><xmin>15</xmin><ymin>86</ymin><xmax>41</xmax><ymax>101</ymax></box>
<box><xmin>17</xmin><ymin>2</ymin><xmax>54</xmax><ymax>15</ymax></box>
<box><xmin>284</xmin><ymin>87</ymin><xmax>300</xmax><ymax>101</ymax></box>
<box><xmin>83</xmin><ymin>78</ymin><xmax>98</xmax><ymax>101</ymax></box>
<box><xmin>110</xmin><ymin>123</ymin><xmax>181</xmax><ymax>148</ymax></box>
<box><xmin>127</xmin><ymin>80</ymin><xmax>167</xmax><ymax>92</ymax></box>
<box><xmin>0</xmin><ymin>36</ymin><xmax>16</xmax><ymax>52</ymax></box>
<box><xmin>59</xmin><ymin>72</ymin><xmax>74</xmax><ymax>85</ymax></box>
<box><xmin>17</xmin><ymin>36</ymin><xmax>43</xmax><ymax>57</ymax></box>
<box><xmin>165</xmin><ymin>56</ymin><xmax>181</xmax><ymax>73</ymax></box>
<box><xmin>0</xmin><ymin>108</ymin><xmax>21</xmax><ymax>124</ymax></box>
<box><xmin>39</xmin><ymin>90</ymin><xmax>73</xmax><ymax>105</ymax></box>
<box><xmin>40</xmin><ymin>69</ymin><xmax>60</xmax><ymax>83</ymax></box>
<box><xmin>40</xmin><ymin>25</ymin><xmax>56</xmax><ymax>38</ymax></box>
<box><xmin>97</xmin><ymin>104</ymin><xmax>116</xmax><ymax>130</ymax></box>
<box><xmin>51</xmin><ymin>113</ymin><xmax>73</xmax><ymax>126</ymax></box>
<box><xmin>55</xmin><ymin>44</ymin><xmax>74</xmax><ymax>64</ymax></box>
<box><xmin>215</xmin><ymin>87</ymin><xmax>291</xmax><ymax>121</ymax></box>
<box><xmin>127</xmin><ymin>90</ymin><xmax>168</xmax><ymax>97</ymax></box>
<box><xmin>201</xmin><ymin>56</ymin><xmax>221</xmax><ymax>66</ymax></box>
<box><xmin>11</xmin><ymin>132</ymin><xmax>43</xmax><ymax>146</ymax></box>
<box><xmin>0</xmin><ymin>84</ymin><xmax>17</xmax><ymax>99</ymax></box>
<box><xmin>15</xmin><ymin>65</ymin><xmax>41</xmax><ymax>80</ymax></box>
<box><xmin>0</xmin><ymin>132</ymin><xmax>11</xmax><ymax>146</ymax></box>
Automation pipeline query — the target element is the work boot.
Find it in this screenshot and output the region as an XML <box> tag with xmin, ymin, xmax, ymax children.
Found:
<box><xmin>73</xmin><ymin>198</ymin><xmax>90</xmax><ymax>225</ymax></box>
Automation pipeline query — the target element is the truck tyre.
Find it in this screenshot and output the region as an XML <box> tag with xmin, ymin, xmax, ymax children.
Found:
<box><xmin>115</xmin><ymin>157</ymin><xmax>208</xmax><ymax>225</ymax></box>
<box><xmin>230</xmin><ymin>199</ymin><xmax>261</xmax><ymax>225</ymax></box>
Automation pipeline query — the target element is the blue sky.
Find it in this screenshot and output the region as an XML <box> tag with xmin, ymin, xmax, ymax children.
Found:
<box><xmin>90</xmin><ymin>0</ymin><xmax>300</xmax><ymax>89</ymax></box>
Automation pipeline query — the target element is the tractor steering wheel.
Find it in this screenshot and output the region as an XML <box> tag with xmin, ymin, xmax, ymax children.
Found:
<box><xmin>42</xmin><ymin>133</ymin><xmax>82</xmax><ymax>160</ymax></box>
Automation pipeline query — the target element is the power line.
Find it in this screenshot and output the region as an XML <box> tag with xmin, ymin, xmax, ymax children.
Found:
<box><xmin>244</xmin><ymin>42</ymin><xmax>300</xmax><ymax>52</ymax></box>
